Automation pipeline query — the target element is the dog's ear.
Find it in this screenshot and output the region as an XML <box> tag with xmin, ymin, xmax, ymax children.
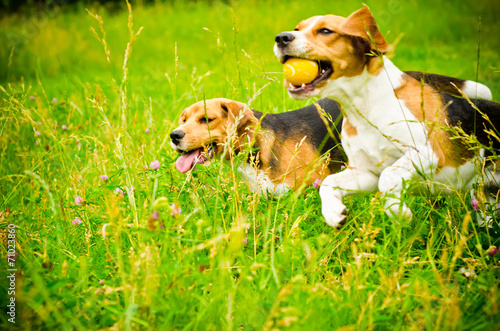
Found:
<box><xmin>222</xmin><ymin>101</ymin><xmax>255</xmax><ymax>129</ymax></box>
<box><xmin>339</xmin><ymin>7</ymin><xmax>390</xmax><ymax>53</ymax></box>
<box><xmin>221</xmin><ymin>100</ymin><xmax>258</xmax><ymax>156</ymax></box>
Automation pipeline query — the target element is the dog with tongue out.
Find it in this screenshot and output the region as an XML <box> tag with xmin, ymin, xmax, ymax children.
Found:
<box><xmin>170</xmin><ymin>98</ymin><xmax>258</xmax><ymax>174</ymax></box>
<box><xmin>169</xmin><ymin>97</ymin><xmax>346</xmax><ymax>195</ymax></box>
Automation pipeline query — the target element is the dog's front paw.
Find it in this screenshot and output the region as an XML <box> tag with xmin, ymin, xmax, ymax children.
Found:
<box><xmin>322</xmin><ymin>203</ymin><xmax>348</xmax><ymax>228</ymax></box>
<box><xmin>319</xmin><ymin>185</ymin><xmax>348</xmax><ymax>228</ymax></box>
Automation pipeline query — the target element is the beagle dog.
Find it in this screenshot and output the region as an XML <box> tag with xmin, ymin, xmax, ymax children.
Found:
<box><xmin>274</xmin><ymin>7</ymin><xmax>500</xmax><ymax>227</ymax></box>
<box><xmin>170</xmin><ymin>70</ymin><xmax>492</xmax><ymax>196</ymax></box>
<box><xmin>170</xmin><ymin>98</ymin><xmax>343</xmax><ymax>195</ymax></box>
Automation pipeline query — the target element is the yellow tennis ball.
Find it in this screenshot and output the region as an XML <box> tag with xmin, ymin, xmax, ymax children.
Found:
<box><xmin>283</xmin><ymin>58</ymin><xmax>319</xmax><ymax>85</ymax></box>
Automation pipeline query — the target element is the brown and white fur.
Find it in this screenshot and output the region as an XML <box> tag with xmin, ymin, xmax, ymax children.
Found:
<box><xmin>274</xmin><ymin>6</ymin><xmax>500</xmax><ymax>227</ymax></box>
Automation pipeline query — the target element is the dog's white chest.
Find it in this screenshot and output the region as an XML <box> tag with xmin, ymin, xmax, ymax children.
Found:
<box><xmin>328</xmin><ymin>62</ymin><xmax>433</xmax><ymax>173</ymax></box>
<box><xmin>341</xmin><ymin>104</ymin><xmax>429</xmax><ymax>174</ymax></box>
<box><xmin>342</xmin><ymin>129</ymin><xmax>399</xmax><ymax>173</ymax></box>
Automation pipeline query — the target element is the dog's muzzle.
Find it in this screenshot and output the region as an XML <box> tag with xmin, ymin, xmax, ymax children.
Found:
<box><xmin>275</xmin><ymin>32</ymin><xmax>295</xmax><ymax>48</ymax></box>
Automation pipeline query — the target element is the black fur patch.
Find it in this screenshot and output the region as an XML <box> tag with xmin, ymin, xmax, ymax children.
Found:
<box><xmin>442</xmin><ymin>92</ymin><xmax>500</xmax><ymax>150</ymax></box>
<box><xmin>406</xmin><ymin>71</ymin><xmax>466</xmax><ymax>98</ymax></box>
<box><xmin>254</xmin><ymin>99</ymin><xmax>345</xmax><ymax>173</ymax></box>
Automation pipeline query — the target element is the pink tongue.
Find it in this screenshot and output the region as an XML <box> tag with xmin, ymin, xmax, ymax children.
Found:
<box><xmin>175</xmin><ymin>148</ymin><xmax>203</xmax><ymax>173</ymax></box>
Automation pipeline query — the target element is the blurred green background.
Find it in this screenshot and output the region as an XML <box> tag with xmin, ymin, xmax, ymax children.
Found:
<box><xmin>1</xmin><ymin>0</ymin><xmax>500</xmax><ymax>113</ymax></box>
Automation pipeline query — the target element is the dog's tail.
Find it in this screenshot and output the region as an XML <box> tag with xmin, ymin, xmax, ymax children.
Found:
<box><xmin>405</xmin><ymin>71</ymin><xmax>492</xmax><ymax>101</ymax></box>
<box><xmin>461</xmin><ymin>80</ymin><xmax>493</xmax><ymax>101</ymax></box>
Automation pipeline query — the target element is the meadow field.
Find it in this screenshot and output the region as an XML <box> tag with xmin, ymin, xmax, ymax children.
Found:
<box><xmin>1</xmin><ymin>0</ymin><xmax>500</xmax><ymax>329</ymax></box>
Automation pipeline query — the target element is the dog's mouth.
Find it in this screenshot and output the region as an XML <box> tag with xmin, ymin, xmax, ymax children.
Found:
<box><xmin>175</xmin><ymin>143</ymin><xmax>217</xmax><ymax>173</ymax></box>
<box><xmin>283</xmin><ymin>57</ymin><xmax>334</xmax><ymax>94</ymax></box>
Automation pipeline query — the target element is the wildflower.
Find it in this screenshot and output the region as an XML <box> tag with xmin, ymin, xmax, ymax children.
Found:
<box><xmin>72</xmin><ymin>217</ymin><xmax>82</xmax><ymax>226</ymax></box>
<box><xmin>37</xmin><ymin>121</ymin><xmax>42</xmax><ymax>126</ymax></box>
<box><xmin>313</xmin><ymin>178</ymin><xmax>322</xmax><ymax>189</ymax></box>
<box><xmin>170</xmin><ymin>202</ymin><xmax>181</xmax><ymax>217</ymax></box>
<box><xmin>115</xmin><ymin>187</ymin><xmax>124</xmax><ymax>196</ymax></box>
<box><xmin>145</xmin><ymin>128</ymin><xmax>150</xmax><ymax>134</ymax></box>
<box><xmin>340</xmin><ymin>165</ymin><xmax>346</xmax><ymax>170</ymax></box>
<box><xmin>487</xmin><ymin>246</ymin><xmax>498</xmax><ymax>256</ymax></box>
<box><xmin>30</xmin><ymin>95</ymin><xmax>35</xmax><ymax>100</ymax></box>
<box><xmin>76</xmin><ymin>138</ymin><xmax>81</xmax><ymax>149</ymax></box>
<box><xmin>99</xmin><ymin>280</ymin><xmax>104</xmax><ymax>284</ymax></box>
<box><xmin>150</xmin><ymin>160</ymin><xmax>160</xmax><ymax>170</ymax></box>
<box><xmin>61</xmin><ymin>125</ymin><xmax>68</xmax><ymax>130</ymax></box>
<box><xmin>35</xmin><ymin>130</ymin><xmax>41</xmax><ymax>136</ymax></box>
<box><xmin>75</xmin><ymin>196</ymin><xmax>84</xmax><ymax>206</ymax></box>
<box><xmin>151</xmin><ymin>210</ymin><xmax>160</xmax><ymax>219</ymax></box>
<box><xmin>99</xmin><ymin>174</ymin><xmax>109</xmax><ymax>181</ymax></box>
<box><xmin>52</xmin><ymin>98</ymin><xmax>57</xmax><ymax>103</ymax></box>
<box><xmin>242</xmin><ymin>237</ymin><xmax>248</xmax><ymax>245</ymax></box>
<box><xmin>471</xmin><ymin>198</ymin><xmax>480</xmax><ymax>211</ymax></box>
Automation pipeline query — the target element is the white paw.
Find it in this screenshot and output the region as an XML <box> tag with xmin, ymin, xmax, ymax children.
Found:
<box><xmin>322</xmin><ymin>203</ymin><xmax>348</xmax><ymax>228</ymax></box>
<box><xmin>320</xmin><ymin>184</ymin><xmax>349</xmax><ymax>228</ymax></box>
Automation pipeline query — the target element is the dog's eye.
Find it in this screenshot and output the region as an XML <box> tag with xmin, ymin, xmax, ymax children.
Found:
<box><xmin>317</xmin><ymin>28</ymin><xmax>334</xmax><ymax>35</ymax></box>
<box><xmin>199</xmin><ymin>117</ymin><xmax>215</xmax><ymax>124</ymax></box>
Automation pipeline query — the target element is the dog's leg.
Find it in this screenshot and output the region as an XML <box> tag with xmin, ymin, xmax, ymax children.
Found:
<box><xmin>320</xmin><ymin>169</ymin><xmax>379</xmax><ymax>228</ymax></box>
<box><xmin>378</xmin><ymin>147</ymin><xmax>436</xmax><ymax>220</ymax></box>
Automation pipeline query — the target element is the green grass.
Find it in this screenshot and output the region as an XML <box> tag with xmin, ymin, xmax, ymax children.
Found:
<box><xmin>1</xmin><ymin>0</ymin><xmax>500</xmax><ymax>329</ymax></box>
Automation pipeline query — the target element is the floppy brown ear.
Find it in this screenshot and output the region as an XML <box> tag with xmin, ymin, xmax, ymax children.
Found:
<box><xmin>222</xmin><ymin>100</ymin><xmax>258</xmax><ymax>154</ymax></box>
<box><xmin>224</xmin><ymin>101</ymin><xmax>256</xmax><ymax>131</ymax></box>
<box><xmin>338</xmin><ymin>7</ymin><xmax>390</xmax><ymax>53</ymax></box>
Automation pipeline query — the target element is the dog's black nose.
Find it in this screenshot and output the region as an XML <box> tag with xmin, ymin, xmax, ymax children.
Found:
<box><xmin>275</xmin><ymin>32</ymin><xmax>295</xmax><ymax>48</ymax></box>
<box><xmin>170</xmin><ymin>130</ymin><xmax>185</xmax><ymax>144</ymax></box>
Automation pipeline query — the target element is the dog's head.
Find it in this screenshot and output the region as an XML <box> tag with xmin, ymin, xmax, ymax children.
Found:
<box><xmin>274</xmin><ymin>7</ymin><xmax>390</xmax><ymax>99</ymax></box>
<box><xmin>170</xmin><ymin>98</ymin><xmax>257</xmax><ymax>173</ymax></box>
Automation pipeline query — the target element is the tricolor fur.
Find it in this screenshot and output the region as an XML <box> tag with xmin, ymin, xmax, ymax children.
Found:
<box><xmin>274</xmin><ymin>6</ymin><xmax>500</xmax><ymax>227</ymax></box>
<box><xmin>170</xmin><ymin>98</ymin><xmax>344</xmax><ymax>195</ymax></box>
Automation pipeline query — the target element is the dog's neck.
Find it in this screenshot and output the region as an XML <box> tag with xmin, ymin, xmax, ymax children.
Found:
<box><xmin>244</xmin><ymin>124</ymin><xmax>265</xmax><ymax>167</ymax></box>
<box><xmin>320</xmin><ymin>56</ymin><xmax>405</xmax><ymax>119</ymax></box>
<box><xmin>227</xmin><ymin>119</ymin><xmax>264</xmax><ymax>167</ymax></box>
